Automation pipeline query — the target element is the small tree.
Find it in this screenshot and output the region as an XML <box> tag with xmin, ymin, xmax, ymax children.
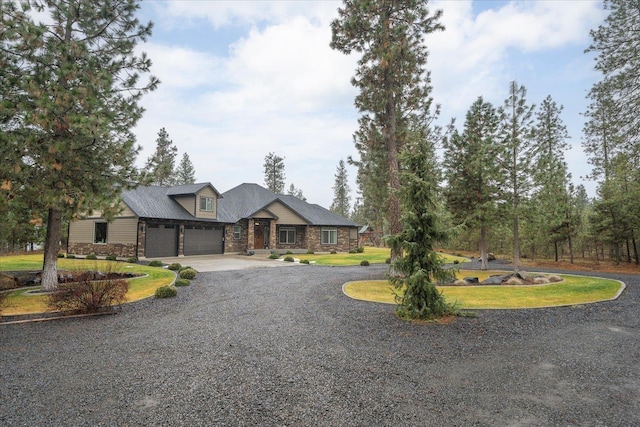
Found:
<box><xmin>263</xmin><ymin>152</ymin><xmax>286</xmax><ymax>193</ymax></box>
<box><xmin>330</xmin><ymin>159</ymin><xmax>351</xmax><ymax>217</ymax></box>
<box><xmin>174</xmin><ymin>152</ymin><xmax>196</xmax><ymax>185</ymax></box>
<box><xmin>387</xmin><ymin>138</ymin><xmax>457</xmax><ymax>321</ymax></box>
<box><xmin>143</xmin><ymin>128</ymin><xmax>178</xmax><ymax>186</ymax></box>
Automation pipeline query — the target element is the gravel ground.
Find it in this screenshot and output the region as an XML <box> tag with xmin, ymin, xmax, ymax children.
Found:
<box><xmin>1</xmin><ymin>263</ymin><xmax>639</xmax><ymax>426</ymax></box>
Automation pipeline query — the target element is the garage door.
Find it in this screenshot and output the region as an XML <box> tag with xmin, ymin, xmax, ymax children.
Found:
<box><xmin>145</xmin><ymin>224</ymin><xmax>178</xmax><ymax>258</ymax></box>
<box><xmin>184</xmin><ymin>226</ymin><xmax>224</xmax><ymax>255</ymax></box>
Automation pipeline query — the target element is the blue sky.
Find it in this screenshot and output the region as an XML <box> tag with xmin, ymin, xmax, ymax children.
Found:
<box><xmin>133</xmin><ymin>0</ymin><xmax>605</xmax><ymax>208</ymax></box>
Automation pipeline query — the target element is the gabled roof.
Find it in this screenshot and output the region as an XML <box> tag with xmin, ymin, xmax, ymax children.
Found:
<box><xmin>167</xmin><ymin>182</ymin><xmax>221</xmax><ymax>197</ymax></box>
<box><xmin>217</xmin><ymin>183</ymin><xmax>357</xmax><ymax>227</ymax></box>
<box><xmin>121</xmin><ymin>185</ymin><xmax>219</xmax><ymax>222</ymax></box>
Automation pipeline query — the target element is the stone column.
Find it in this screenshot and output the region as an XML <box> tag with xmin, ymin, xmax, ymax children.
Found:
<box><xmin>270</xmin><ymin>220</ymin><xmax>277</xmax><ymax>251</ymax></box>
<box><xmin>247</xmin><ymin>219</ymin><xmax>255</xmax><ymax>251</ymax></box>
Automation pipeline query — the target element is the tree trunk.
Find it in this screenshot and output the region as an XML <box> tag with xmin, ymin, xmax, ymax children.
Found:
<box><xmin>554</xmin><ymin>240</ymin><xmax>559</xmax><ymax>262</ymax></box>
<box><xmin>568</xmin><ymin>235</ymin><xmax>574</xmax><ymax>264</ymax></box>
<box><xmin>632</xmin><ymin>231</ymin><xmax>639</xmax><ymax>265</ymax></box>
<box><xmin>41</xmin><ymin>207</ymin><xmax>62</xmax><ymax>291</ymax></box>
<box><xmin>479</xmin><ymin>223</ymin><xmax>488</xmax><ymax>270</ymax></box>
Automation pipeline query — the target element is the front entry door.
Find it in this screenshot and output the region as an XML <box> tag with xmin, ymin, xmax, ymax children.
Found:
<box><xmin>254</xmin><ymin>223</ymin><xmax>265</xmax><ymax>249</ymax></box>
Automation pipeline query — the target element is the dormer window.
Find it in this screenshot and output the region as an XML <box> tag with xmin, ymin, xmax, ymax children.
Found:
<box><xmin>200</xmin><ymin>197</ymin><xmax>213</xmax><ymax>212</ymax></box>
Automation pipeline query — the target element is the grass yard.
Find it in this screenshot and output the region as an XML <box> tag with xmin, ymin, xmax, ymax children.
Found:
<box><xmin>0</xmin><ymin>255</ymin><xmax>176</xmax><ymax>316</ymax></box>
<box><xmin>343</xmin><ymin>270</ymin><xmax>624</xmax><ymax>309</ymax></box>
<box><xmin>287</xmin><ymin>247</ymin><xmax>468</xmax><ymax>266</ymax></box>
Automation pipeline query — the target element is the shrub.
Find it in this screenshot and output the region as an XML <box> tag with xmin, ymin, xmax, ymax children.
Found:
<box><xmin>453</xmin><ymin>260</ymin><xmax>460</xmax><ymax>265</ymax></box>
<box><xmin>175</xmin><ymin>279</ymin><xmax>190</xmax><ymax>287</ymax></box>
<box><xmin>356</xmin><ymin>246</ymin><xmax>365</xmax><ymax>253</ymax></box>
<box><xmin>533</xmin><ymin>277</ymin><xmax>549</xmax><ymax>284</ymax></box>
<box><xmin>548</xmin><ymin>275</ymin><xmax>563</xmax><ymax>283</ymax></box>
<box><xmin>306</xmin><ymin>249</ymin><xmax>314</xmax><ymax>254</ymax></box>
<box><xmin>504</xmin><ymin>277</ymin><xmax>523</xmax><ymax>286</ymax></box>
<box><xmin>178</xmin><ymin>266</ymin><xmax>192</xmax><ymax>272</ymax></box>
<box><xmin>348</xmin><ymin>249</ymin><xmax>357</xmax><ymax>254</ymax></box>
<box><xmin>385</xmin><ymin>258</ymin><xmax>391</xmax><ymax>264</ymax></box>
<box><xmin>105</xmin><ymin>254</ymin><xmax>117</xmax><ymax>261</ymax></box>
<box><xmin>155</xmin><ymin>286</ymin><xmax>177</xmax><ymax>298</ymax></box>
<box><xmin>179</xmin><ymin>268</ymin><xmax>197</xmax><ymax>280</ymax></box>
<box><xmin>330</xmin><ymin>250</ymin><xmax>337</xmax><ymax>255</ymax></box>
<box><xmin>360</xmin><ymin>260</ymin><xmax>370</xmax><ymax>266</ymax></box>
<box><xmin>66</xmin><ymin>254</ymin><xmax>76</xmax><ymax>259</ymax></box>
<box><xmin>47</xmin><ymin>270</ymin><xmax>129</xmax><ymax>314</ymax></box>
<box><xmin>168</xmin><ymin>263</ymin><xmax>182</xmax><ymax>271</ymax></box>
<box><xmin>57</xmin><ymin>253</ymin><xmax>65</xmax><ymax>258</ymax></box>
<box><xmin>454</xmin><ymin>279</ymin><xmax>468</xmax><ymax>286</ymax></box>
<box><xmin>268</xmin><ymin>254</ymin><xmax>280</xmax><ymax>259</ymax></box>
<box><xmin>148</xmin><ymin>260</ymin><xmax>163</xmax><ymax>267</ymax></box>
<box><xmin>86</xmin><ymin>254</ymin><xmax>98</xmax><ymax>260</ymax></box>
<box><xmin>286</xmin><ymin>251</ymin><xmax>293</xmax><ymax>255</ymax></box>
<box><xmin>300</xmin><ymin>259</ymin><xmax>310</xmax><ymax>264</ymax></box>
<box><xmin>126</xmin><ymin>257</ymin><xmax>138</xmax><ymax>264</ymax></box>
<box><xmin>283</xmin><ymin>256</ymin><xmax>295</xmax><ymax>262</ymax></box>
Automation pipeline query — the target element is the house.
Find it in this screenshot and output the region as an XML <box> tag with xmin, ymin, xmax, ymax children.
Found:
<box><xmin>67</xmin><ymin>182</ymin><xmax>359</xmax><ymax>258</ymax></box>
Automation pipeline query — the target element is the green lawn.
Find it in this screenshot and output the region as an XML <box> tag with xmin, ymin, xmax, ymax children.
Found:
<box><xmin>288</xmin><ymin>247</ymin><xmax>468</xmax><ymax>266</ymax></box>
<box><xmin>0</xmin><ymin>255</ymin><xmax>176</xmax><ymax>316</ymax></box>
<box><xmin>343</xmin><ymin>270</ymin><xmax>624</xmax><ymax>309</ymax></box>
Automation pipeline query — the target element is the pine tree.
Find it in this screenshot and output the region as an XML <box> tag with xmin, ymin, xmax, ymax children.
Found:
<box><xmin>587</xmin><ymin>0</ymin><xmax>640</xmax><ymax>146</ymax></box>
<box><xmin>331</xmin><ymin>0</ymin><xmax>444</xmax><ymax>261</ymax></box>
<box><xmin>387</xmin><ymin>137</ymin><xmax>457</xmax><ymax>320</ymax></box>
<box><xmin>1</xmin><ymin>0</ymin><xmax>158</xmax><ymax>291</ymax></box>
<box><xmin>442</xmin><ymin>97</ymin><xmax>503</xmax><ymax>270</ymax></box>
<box><xmin>530</xmin><ymin>95</ymin><xmax>573</xmax><ymax>262</ymax></box>
<box><xmin>143</xmin><ymin>128</ymin><xmax>178</xmax><ymax>186</ymax></box>
<box><xmin>287</xmin><ymin>183</ymin><xmax>306</xmax><ymax>201</ymax></box>
<box><xmin>174</xmin><ymin>152</ymin><xmax>196</xmax><ymax>185</ymax></box>
<box><xmin>263</xmin><ymin>152</ymin><xmax>286</xmax><ymax>193</ymax></box>
<box><xmin>330</xmin><ymin>159</ymin><xmax>351</xmax><ymax>217</ymax></box>
<box><xmin>498</xmin><ymin>81</ymin><xmax>535</xmax><ymax>272</ymax></box>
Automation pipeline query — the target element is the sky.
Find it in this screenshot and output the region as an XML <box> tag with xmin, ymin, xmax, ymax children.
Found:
<box><xmin>133</xmin><ymin>0</ymin><xmax>606</xmax><ymax>209</ymax></box>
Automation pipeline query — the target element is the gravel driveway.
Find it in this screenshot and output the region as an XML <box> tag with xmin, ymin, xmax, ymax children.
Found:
<box><xmin>1</xmin><ymin>264</ymin><xmax>639</xmax><ymax>426</ymax></box>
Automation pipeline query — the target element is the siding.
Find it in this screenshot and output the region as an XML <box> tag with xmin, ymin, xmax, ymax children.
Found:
<box><xmin>267</xmin><ymin>202</ymin><xmax>307</xmax><ymax>225</ymax></box>
<box><xmin>174</xmin><ymin>195</ymin><xmax>196</xmax><ymax>215</ymax></box>
<box><xmin>196</xmin><ymin>187</ymin><xmax>217</xmax><ymax>219</ymax></box>
<box><xmin>69</xmin><ymin>218</ymin><xmax>138</xmax><ymax>244</ymax></box>
<box><xmin>84</xmin><ymin>202</ymin><xmax>137</xmax><ymax>218</ymax></box>
<box><xmin>252</xmin><ymin>210</ymin><xmax>276</xmax><ymax>219</ymax></box>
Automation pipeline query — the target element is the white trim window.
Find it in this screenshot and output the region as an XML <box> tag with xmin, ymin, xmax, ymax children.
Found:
<box><xmin>321</xmin><ymin>228</ymin><xmax>337</xmax><ymax>245</ymax></box>
<box><xmin>279</xmin><ymin>227</ymin><xmax>296</xmax><ymax>244</ymax></box>
<box><xmin>94</xmin><ymin>222</ymin><xmax>108</xmax><ymax>244</ymax></box>
<box><xmin>233</xmin><ymin>225</ymin><xmax>242</xmax><ymax>240</ymax></box>
<box><xmin>200</xmin><ymin>197</ymin><xmax>213</xmax><ymax>212</ymax></box>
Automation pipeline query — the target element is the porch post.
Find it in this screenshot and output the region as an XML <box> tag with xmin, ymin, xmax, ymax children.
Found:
<box><xmin>270</xmin><ymin>220</ymin><xmax>277</xmax><ymax>251</ymax></box>
<box><xmin>247</xmin><ymin>218</ymin><xmax>255</xmax><ymax>251</ymax></box>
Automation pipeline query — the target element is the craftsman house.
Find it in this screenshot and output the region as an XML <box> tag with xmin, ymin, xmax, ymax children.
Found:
<box><xmin>67</xmin><ymin>182</ymin><xmax>359</xmax><ymax>258</ymax></box>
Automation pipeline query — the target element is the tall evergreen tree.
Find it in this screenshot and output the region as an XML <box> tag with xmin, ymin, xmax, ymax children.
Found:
<box><xmin>331</xmin><ymin>0</ymin><xmax>444</xmax><ymax>261</ymax></box>
<box><xmin>143</xmin><ymin>127</ymin><xmax>177</xmax><ymax>186</ymax></box>
<box><xmin>443</xmin><ymin>97</ymin><xmax>502</xmax><ymax>270</ymax></box>
<box><xmin>587</xmin><ymin>0</ymin><xmax>640</xmax><ymax>147</ymax></box>
<box><xmin>330</xmin><ymin>159</ymin><xmax>351</xmax><ymax>217</ymax></box>
<box><xmin>1</xmin><ymin>0</ymin><xmax>158</xmax><ymax>290</ymax></box>
<box><xmin>531</xmin><ymin>95</ymin><xmax>573</xmax><ymax>262</ymax></box>
<box><xmin>263</xmin><ymin>152</ymin><xmax>286</xmax><ymax>193</ymax></box>
<box><xmin>174</xmin><ymin>152</ymin><xmax>196</xmax><ymax>185</ymax></box>
<box><xmin>287</xmin><ymin>183</ymin><xmax>306</xmax><ymax>201</ymax></box>
<box><xmin>387</xmin><ymin>137</ymin><xmax>456</xmax><ymax>320</ymax></box>
<box><xmin>498</xmin><ymin>81</ymin><xmax>535</xmax><ymax>272</ymax></box>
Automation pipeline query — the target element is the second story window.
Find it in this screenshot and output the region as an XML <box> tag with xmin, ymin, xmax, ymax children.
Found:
<box><xmin>200</xmin><ymin>197</ymin><xmax>213</xmax><ymax>212</ymax></box>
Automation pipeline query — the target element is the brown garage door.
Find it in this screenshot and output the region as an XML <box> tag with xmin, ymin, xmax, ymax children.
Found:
<box><xmin>145</xmin><ymin>224</ymin><xmax>178</xmax><ymax>258</ymax></box>
<box><xmin>184</xmin><ymin>225</ymin><xmax>224</xmax><ymax>255</ymax></box>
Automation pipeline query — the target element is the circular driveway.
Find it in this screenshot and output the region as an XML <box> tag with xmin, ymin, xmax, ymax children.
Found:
<box><xmin>1</xmin><ymin>264</ymin><xmax>639</xmax><ymax>426</ymax></box>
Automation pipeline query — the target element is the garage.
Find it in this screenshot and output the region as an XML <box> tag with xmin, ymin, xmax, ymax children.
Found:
<box><xmin>184</xmin><ymin>225</ymin><xmax>224</xmax><ymax>255</ymax></box>
<box><xmin>145</xmin><ymin>224</ymin><xmax>179</xmax><ymax>258</ymax></box>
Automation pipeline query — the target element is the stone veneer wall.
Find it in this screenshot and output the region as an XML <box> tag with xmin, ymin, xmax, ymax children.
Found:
<box><xmin>225</xmin><ymin>220</ymin><xmax>248</xmax><ymax>253</ymax></box>
<box><xmin>307</xmin><ymin>226</ymin><xmax>357</xmax><ymax>253</ymax></box>
<box><xmin>275</xmin><ymin>225</ymin><xmax>307</xmax><ymax>251</ymax></box>
<box><xmin>67</xmin><ymin>242</ymin><xmax>137</xmax><ymax>258</ymax></box>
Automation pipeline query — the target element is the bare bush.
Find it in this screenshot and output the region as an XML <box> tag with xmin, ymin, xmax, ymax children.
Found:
<box><xmin>504</xmin><ymin>277</ymin><xmax>523</xmax><ymax>286</ymax></box>
<box><xmin>548</xmin><ymin>275</ymin><xmax>563</xmax><ymax>283</ymax></box>
<box><xmin>47</xmin><ymin>270</ymin><xmax>128</xmax><ymax>314</ymax></box>
<box><xmin>533</xmin><ymin>277</ymin><xmax>550</xmax><ymax>284</ymax></box>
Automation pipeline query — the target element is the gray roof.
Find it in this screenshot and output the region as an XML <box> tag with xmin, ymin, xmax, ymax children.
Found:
<box><xmin>121</xmin><ymin>185</ymin><xmax>219</xmax><ymax>222</ymax></box>
<box><xmin>166</xmin><ymin>182</ymin><xmax>221</xmax><ymax>197</ymax></box>
<box><xmin>217</xmin><ymin>183</ymin><xmax>357</xmax><ymax>227</ymax></box>
<box><xmin>120</xmin><ymin>182</ymin><xmax>356</xmax><ymax>227</ymax></box>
